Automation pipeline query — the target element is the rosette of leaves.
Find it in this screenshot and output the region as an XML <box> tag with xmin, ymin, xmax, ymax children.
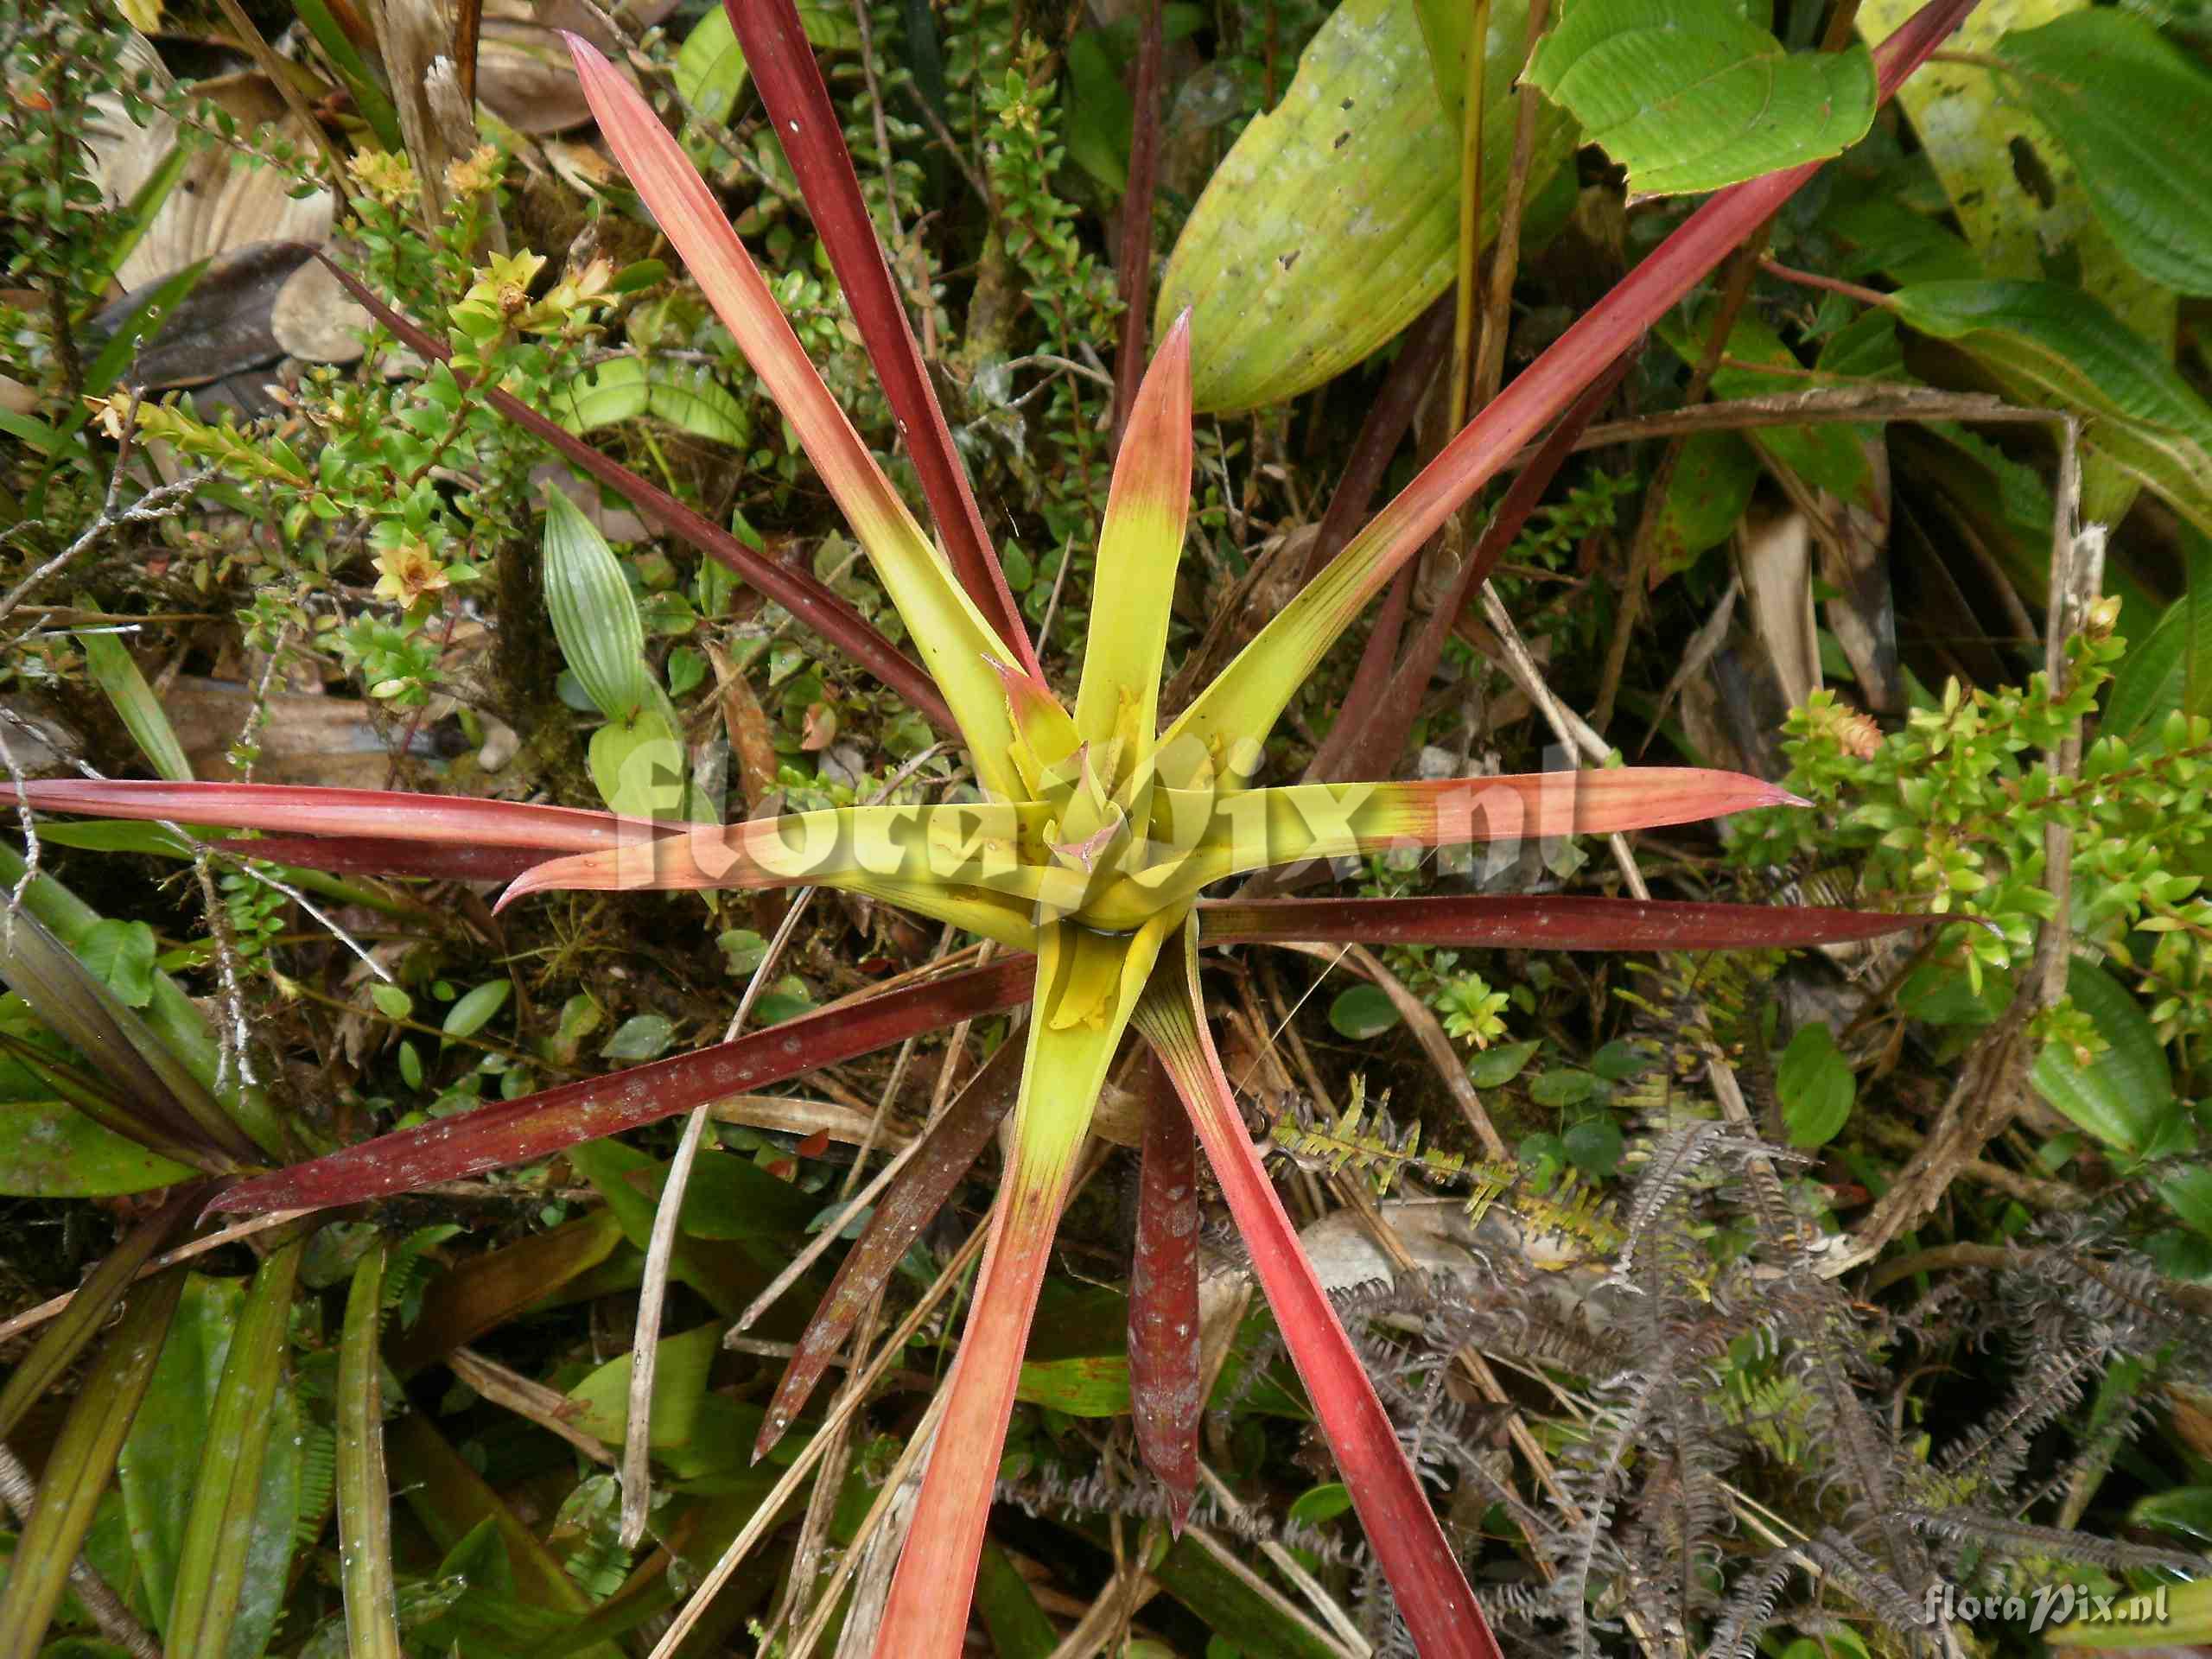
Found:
<box><xmin>10</xmin><ymin>0</ymin><xmax>1980</xmax><ymax>1650</ymax></box>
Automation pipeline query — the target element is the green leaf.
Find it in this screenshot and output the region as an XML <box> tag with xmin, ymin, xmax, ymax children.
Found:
<box><xmin>442</xmin><ymin>980</ymin><xmax>513</xmax><ymax>1041</ymax></box>
<box><xmin>1014</xmin><ymin>1354</ymin><xmax>1132</xmax><ymax>1415</ymax></box>
<box><xmin>1465</xmin><ymin>1038</ymin><xmax>1539</xmax><ymax>1087</ymax></box>
<box><xmin>336</xmin><ymin>1242</ymin><xmax>403</xmax><ymax>1659</ymax></box>
<box><xmin>1777</xmin><ymin>1022</ymin><xmax>1856</xmax><ymax>1147</ymax></box>
<box><xmin>586</xmin><ymin>709</ymin><xmax>696</xmax><ymax>821</ymax></box>
<box><xmin>77</xmin><ymin>626</ymin><xmax>194</xmax><ymax>782</ymax></box>
<box><xmin>549</xmin><ymin>355</ymin><xmax>753</xmax><ymax>448</ymax></box>
<box><xmin>1327</xmin><ymin>984</ymin><xmax>1401</xmax><ymax>1040</ymax></box>
<box><xmin>0</xmin><ymin>1270</ymin><xmax>183</xmax><ymax>1656</ymax></box>
<box><xmin>569</xmin><ymin>1323</ymin><xmax>720</xmax><ymax>1447</ymax></box>
<box><xmin>75</xmin><ymin>918</ymin><xmax>157</xmax><ymax>1008</ymax></box>
<box><xmin>675</xmin><ymin>5</ymin><xmax>751</xmax><ymax>124</ymax></box>
<box><xmin>2031</xmin><ymin>958</ymin><xmax>2176</xmax><ymax>1157</ymax></box>
<box><xmin>1155</xmin><ymin>0</ymin><xmax>1573</xmax><ymax>412</ymax></box>
<box><xmin>1855</xmin><ymin>0</ymin><xmax>2176</xmax><ymax>528</ymax></box>
<box><xmin>2046</xmin><ymin>1579</ymin><xmax>2212</xmax><ymax>1646</ymax></box>
<box><xmin>166</xmin><ymin>1238</ymin><xmax>305</xmax><ymax>1659</ymax></box>
<box><xmin>599</xmin><ymin>1013</ymin><xmax>677</xmax><ymax>1061</ymax></box>
<box><xmin>542</xmin><ymin>486</ymin><xmax>657</xmax><ymax>721</ymax></box>
<box><xmin>1561</xmin><ymin>1115</ymin><xmax>1624</xmax><ymax>1177</ymax></box>
<box><xmin>974</xmin><ymin>1544</ymin><xmax>1058</xmax><ymax>1659</ymax></box>
<box><xmin>2104</xmin><ymin>532</ymin><xmax>2212</xmax><ymax>733</ymax></box>
<box><xmin>0</xmin><ymin>1099</ymin><xmax>198</xmax><ymax>1196</ymax></box>
<box><xmin>1889</xmin><ymin>279</ymin><xmax>2212</xmax><ymax>543</ymax></box>
<box><xmin>1648</xmin><ymin>431</ymin><xmax>1761</xmax><ymax>581</ymax></box>
<box><xmin>1065</xmin><ymin>29</ymin><xmax>1132</xmax><ymax>191</ymax></box>
<box><xmin>2131</xmin><ymin>1485</ymin><xmax>2212</xmax><ymax>1546</ymax></box>
<box><xmin>119</xmin><ymin>1274</ymin><xmax>245</xmax><ymax>1630</ymax></box>
<box><xmin>1527</xmin><ymin>0</ymin><xmax>1877</xmax><ymax>196</ymax></box>
<box><xmin>1994</xmin><ymin>10</ymin><xmax>2212</xmax><ymax>296</ymax></box>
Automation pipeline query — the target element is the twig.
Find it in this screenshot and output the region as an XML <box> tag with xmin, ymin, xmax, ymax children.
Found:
<box><xmin>620</xmin><ymin>888</ymin><xmax>814</xmax><ymax>1548</ymax></box>
<box><xmin>1471</xmin><ymin>0</ymin><xmax>1547</xmax><ymax>410</ymax></box>
<box><xmin>1448</xmin><ymin>0</ymin><xmax>1494</xmax><ymax>435</ymax></box>
<box><xmin>620</xmin><ymin>742</ymin><xmax>953</xmax><ymax>1547</ymax></box>
<box><xmin>0</xmin><ymin>1208</ymin><xmax>315</xmax><ymax>1345</ymax></box>
<box><xmin>1826</xmin><ymin>419</ymin><xmax>2097</xmax><ymax>1277</ymax></box>
<box><xmin>1198</xmin><ymin>1462</ymin><xmax>1370</xmax><ymax>1656</ymax></box>
<box><xmin>449</xmin><ymin>1347</ymin><xmax>613</xmax><ymax>1463</ymax></box>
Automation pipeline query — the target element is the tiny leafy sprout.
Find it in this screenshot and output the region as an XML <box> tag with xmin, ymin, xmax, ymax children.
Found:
<box><xmin>10</xmin><ymin>2</ymin><xmax>1972</xmax><ymax>1653</ymax></box>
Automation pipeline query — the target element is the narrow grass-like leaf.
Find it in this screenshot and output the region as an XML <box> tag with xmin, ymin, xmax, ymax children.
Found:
<box><xmin>0</xmin><ymin>904</ymin><xmax>253</xmax><ymax>1167</ymax></box>
<box><xmin>337</xmin><ymin>1239</ymin><xmax>404</xmax><ymax>1659</ymax></box>
<box><xmin>312</xmin><ymin>254</ymin><xmax>957</xmax><ymax>732</ymax></box>
<box><xmin>0</xmin><ymin>1182</ymin><xmax>202</xmax><ymax>1439</ymax></box>
<box><xmin>758</xmin><ymin>1039</ymin><xmax>1022</xmax><ymax>1459</ymax></box>
<box><xmin>1309</xmin><ymin>355</ymin><xmax>1632</xmax><ymax>785</ymax></box>
<box><xmin>1198</xmin><ymin>893</ymin><xmax>1939</xmax><ymax>950</ymax></box>
<box><xmin>78</xmin><ymin>625</ymin><xmax>194</xmax><ymax>781</ymax></box>
<box><xmin>874</xmin><ymin>922</ymin><xmax>1168</xmax><ymax>1659</ymax></box>
<box><xmin>565</xmin><ymin>35</ymin><xmax>1043</xmax><ymax>798</ymax></box>
<box><xmin>207</xmin><ymin>957</ymin><xmax>1036</xmax><ymax>1216</ymax></box>
<box><xmin>0</xmin><ymin>1027</ymin><xmax>225</xmax><ymax>1177</ymax></box>
<box><xmin>1128</xmin><ymin>1047</ymin><xmax>1200</xmax><ymax>1529</ymax></box>
<box><xmin>1074</xmin><ymin>313</ymin><xmax>1192</xmax><ymax>775</ymax></box>
<box><xmin>1161</xmin><ymin>0</ymin><xmax>1980</xmax><ymax>775</ymax></box>
<box><xmin>1133</xmin><ymin>922</ymin><xmax>1499</xmax><ymax>1659</ymax></box>
<box><xmin>0</xmin><ymin>1268</ymin><xmax>184</xmax><ymax>1656</ymax></box>
<box><xmin>166</xmin><ymin>1235</ymin><xmax>306</xmax><ymax>1659</ymax></box>
<box><xmin>721</xmin><ymin>0</ymin><xmax>1037</xmax><ymax>671</ymax></box>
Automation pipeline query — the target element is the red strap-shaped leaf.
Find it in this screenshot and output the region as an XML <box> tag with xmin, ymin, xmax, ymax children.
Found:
<box><xmin>722</xmin><ymin>0</ymin><xmax>1037</xmax><ymax>674</ymax></box>
<box><xmin>1133</xmin><ymin>924</ymin><xmax>1500</xmax><ymax>1659</ymax></box>
<box><xmin>1128</xmin><ymin>1047</ymin><xmax>1200</xmax><ymax>1530</ymax></box>
<box><xmin>207</xmin><ymin>957</ymin><xmax>1035</xmax><ymax>1217</ymax></box>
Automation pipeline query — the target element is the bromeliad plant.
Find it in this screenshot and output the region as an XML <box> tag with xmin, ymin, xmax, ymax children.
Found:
<box><xmin>14</xmin><ymin>0</ymin><xmax>1978</xmax><ymax>1650</ymax></box>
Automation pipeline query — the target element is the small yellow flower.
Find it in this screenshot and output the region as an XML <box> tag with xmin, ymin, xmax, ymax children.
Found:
<box><xmin>347</xmin><ymin>149</ymin><xmax>419</xmax><ymax>210</ymax></box>
<box><xmin>444</xmin><ymin>143</ymin><xmax>503</xmax><ymax>198</ymax></box>
<box><xmin>372</xmin><ymin>541</ymin><xmax>450</xmax><ymax>607</ymax></box>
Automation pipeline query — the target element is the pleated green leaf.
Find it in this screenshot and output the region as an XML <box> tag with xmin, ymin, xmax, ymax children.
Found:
<box><xmin>1994</xmin><ymin>10</ymin><xmax>2212</xmax><ymax>296</ymax></box>
<box><xmin>1527</xmin><ymin>0</ymin><xmax>1877</xmax><ymax>195</ymax></box>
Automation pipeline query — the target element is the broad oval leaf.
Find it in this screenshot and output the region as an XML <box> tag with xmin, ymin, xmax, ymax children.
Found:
<box><xmin>1527</xmin><ymin>0</ymin><xmax>1878</xmax><ymax>196</ymax></box>
<box><xmin>2031</xmin><ymin>957</ymin><xmax>2177</xmax><ymax>1158</ymax></box>
<box><xmin>1155</xmin><ymin>0</ymin><xmax>1573</xmax><ymax>413</ymax></box>
<box><xmin>1889</xmin><ymin>278</ymin><xmax>2212</xmax><ymax>543</ymax></box>
<box><xmin>548</xmin><ymin>355</ymin><xmax>753</xmax><ymax>448</ymax></box>
<box><xmin>1994</xmin><ymin>10</ymin><xmax>2212</xmax><ymax>296</ymax></box>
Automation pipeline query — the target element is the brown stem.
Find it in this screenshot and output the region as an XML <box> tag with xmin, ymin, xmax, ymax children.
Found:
<box><xmin>1471</xmin><ymin>0</ymin><xmax>1550</xmax><ymax>410</ymax></box>
<box><xmin>1112</xmin><ymin>0</ymin><xmax>1166</xmax><ymax>448</ymax></box>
